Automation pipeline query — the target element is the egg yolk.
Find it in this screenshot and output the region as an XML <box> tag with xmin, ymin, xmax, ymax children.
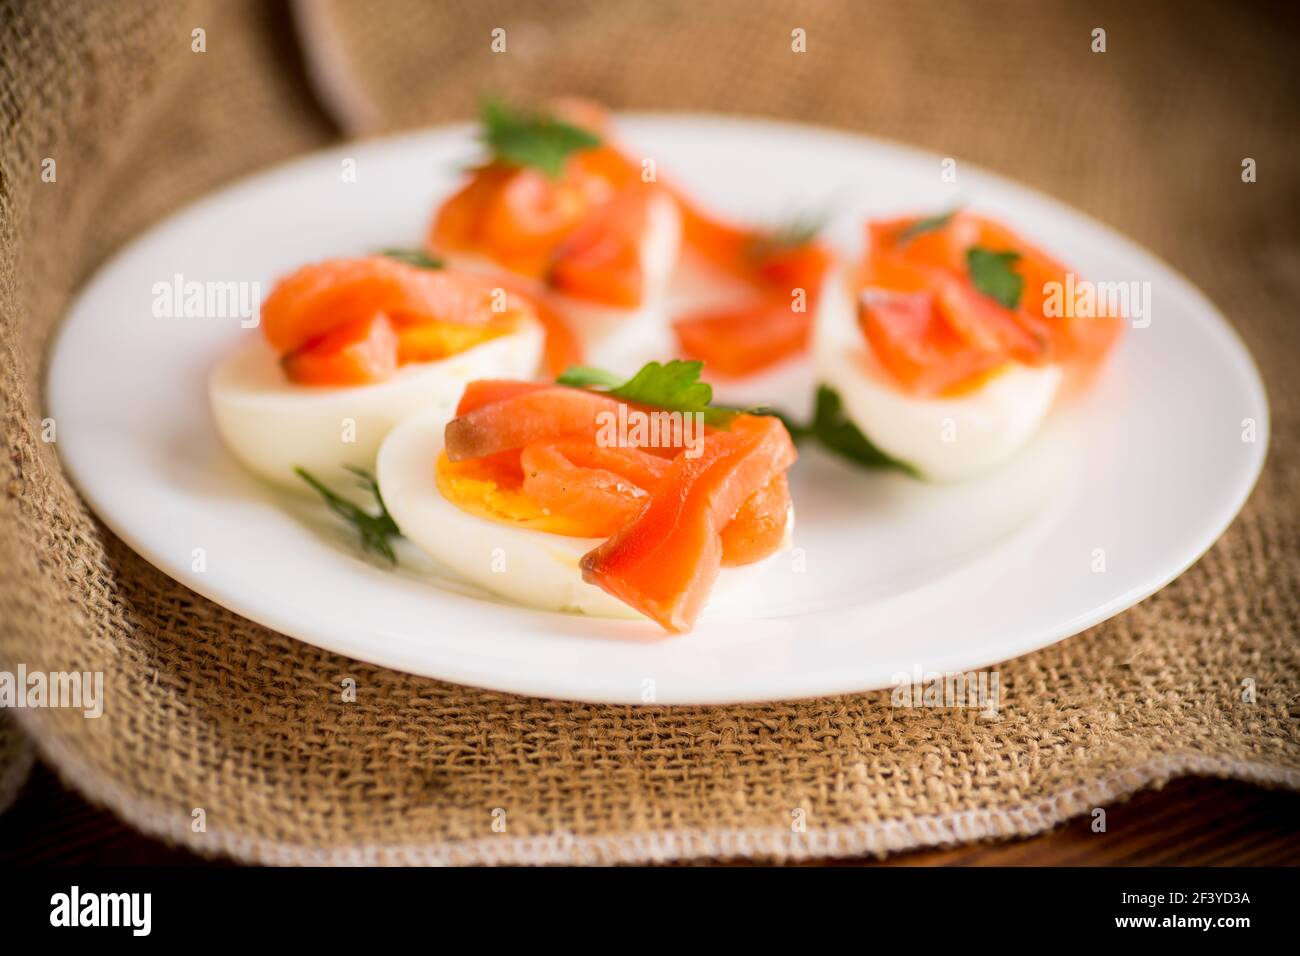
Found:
<box><xmin>434</xmin><ymin>451</ymin><xmax>592</xmax><ymax>536</ymax></box>
<box><xmin>283</xmin><ymin>316</ymin><xmax>513</xmax><ymax>387</ymax></box>
<box><xmin>394</xmin><ymin>320</ymin><xmax>511</xmax><ymax>365</ymax></box>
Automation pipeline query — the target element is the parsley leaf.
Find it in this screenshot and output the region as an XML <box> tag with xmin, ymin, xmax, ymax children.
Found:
<box><xmin>896</xmin><ymin>209</ymin><xmax>957</xmax><ymax>244</ymax></box>
<box><xmin>607</xmin><ymin>360</ymin><xmax>715</xmax><ymax>416</ymax></box>
<box><xmin>777</xmin><ymin>385</ymin><xmax>920</xmax><ymax>477</ymax></box>
<box><xmin>967</xmin><ymin>247</ymin><xmax>1024</xmax><ymax>309</ymax></box>
<box><xmin>480</xmin><ymin>98</ymin><xmax>601</xmax><ymax>179</ymax></box>
<box><xmin>295</xmin><ymin>465</ymin><xmax>402</xmax><ymax>564</ymax></box>
<box><xmin>554</xmin><ymin>365</ymin><xmax>625</xmax><ymax>390</ymax></box>
<box><xmin>379</xmin><ymin>248</ymin><xmax>443</xmax><ymax>270</ymax></box>
<box><xmin>557</xmin><ymin>360</ymin><xmax>741</xmax><ymax>427</ymax></box>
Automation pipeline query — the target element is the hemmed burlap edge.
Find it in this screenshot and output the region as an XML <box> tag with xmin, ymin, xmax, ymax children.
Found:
<box><xmin>17</xmin><ymin>708</ymin><xmax>1298</xmax><ymax>866</ymax></box>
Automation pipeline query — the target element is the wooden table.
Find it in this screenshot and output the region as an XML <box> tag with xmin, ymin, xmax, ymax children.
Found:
<box><xmin>2</xmin><ymin>759</ymin><xmax>1297</xmax><ymax>865</ymax></box>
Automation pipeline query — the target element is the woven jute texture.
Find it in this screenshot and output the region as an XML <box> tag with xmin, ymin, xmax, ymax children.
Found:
<box><xmin>1</xmin><ymin>0</ymin><xmax>1297</xmax><ymax>865</ymax></box>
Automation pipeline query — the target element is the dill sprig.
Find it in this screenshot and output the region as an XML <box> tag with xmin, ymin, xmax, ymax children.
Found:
<box><xmin>295</xmin><ymin>465</ymin><xmax>402</xmax><ymax>564</ymax></box>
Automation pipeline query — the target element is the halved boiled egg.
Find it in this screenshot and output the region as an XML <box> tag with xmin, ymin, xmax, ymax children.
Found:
<box><xmin>438</xmin><ymin>188</ymin><xmax>681</xmax><ymax>371</ymax></box>
<box><xmin>377</xmin><ymin>408</ymin><xmax>793</xmax><ymax>624</ymax></box>
<box><xmin>538</xmin><ymin>187</ymin><xmax>682</xmax><ymax>370</ymax></box>
<box><xmin>815</xmin><ymin>269</ymin><xmax>1061</xmax><ymax>480</ymax></box>
<box><xmin>426</xmin><ymin>100</ymin><xmax>683</xmax><ymax>376</ymax></box>
<box><xmin>811</xmin><ymin>209</ymin><xmax>1126</xmax><ymax>481</ymax></box>
<box><xmin>378</xmin><ymin>411</ymin><xmax>639</xmax><ymax>617</ymax></box>
<box><xmin>210</xmin><ymin>323</ymin><xmax>542</xmax><ymax>489</ymax></box>
<box><xmin>209</xmin><ymin>257</ymin><xmax>544</xmax><ymax>489</ymax></box>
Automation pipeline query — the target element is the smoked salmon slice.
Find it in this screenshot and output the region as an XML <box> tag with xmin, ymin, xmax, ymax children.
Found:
<box><xmin>674</xmin><ymin>301</ymin><xmax>813</xmax><ymax>377</ymax></box>
<box><xmin>455</xmin><ymin>379</ymin><xmax>553</xmax><ymax>415</ymax></box>
<box><xmin>281</xmin><ymin>313</ymin><xmax>399</xmax><ymax>386</ymax></box>
<box><xmin>858</xmin><ymin>212</ymin><xmax>1123</xmax><ymax>395</ymax></box>
<box><xmin>670</xmin><ymin>194</ymin><xmax>832</xmax><ymax>373</ymax></box>
<box><xmin>261</xmin><ymin>257</ymin><xmax>534</xmax><ymax>386</ymax></box>
<box><xmin>440</xmin><ymin>373</ymin><xmax>799</xmax><ymax>629</ymax></box>
<box><xmin>423</xmin><ymin>101</ymin><xmax>649</xmax><ymax>374</ymax></box>
<box><xmin>672</xmin><ymin>188</ymin><xmax>831</xmax><ymax>295</ymax></box>
<box><xmin>548</xmin><ymin>186</ymin><xmax>651</xmax><ymax>307</ymax></box>
<box><xmin>519</xmin><ymin>440</ymin><xmax>670</xmax><ymax>538</ymax></box>
<box><xmin>263</xmin><ymin>257</ymin><xmax>525</xmax><ymax>355</ymax></box>
<box><xmin>719</xmin><ymin>472</ymin><xmax>792</xmax><ymax>567</ymax></box>
<box><xmin>579</xmin><ymin>414</ymin><xmax>796</xmax><ymax>633</ymax></box>
<box><xmin>524</xmin><ymin>439</ymin><xmax>671</xmax><ymax>494</ymax></box>
<box><xmin>425</xmin><ymin>96</ymin><xmax>639</xmax><ymax>284</ymax></box>
<box><xmin>518</xmin><ymin>440</ymin><xmax>790</xmax><ymax>549</ymax></box>
<box><xmin>675</xmin><ymin>197</ymin><xmax>751</xmax><ymax>273</ymax></box>
<box><xmin>444</xmin><ymin>384</ymin><xmax>627</xmax><ymax>461</ymax></box>
<box><xmin>446</xmin><ymin>383</ymin><xmax>705</xmax><ymax>462</ymax></box>
<box><xmin>863</xmin><ymin>240</ymin><xmax>1047</xmax><ymax>365</ymax></box>
<box><xmin>858</xmin><ymin>288</ymin><xmax>1006</xmax><ymax>397</ymax></box>
<box><xmin>478</xmin><ymin>167</ymin><xmax>590</xmax><ymax>277</ymax></box>
<box><xmin>428</xmin><ymin>150</ymin><xmax>638</xmax><ymax>279</ymax></box>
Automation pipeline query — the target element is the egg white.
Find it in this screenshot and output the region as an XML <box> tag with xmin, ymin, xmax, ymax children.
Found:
<box><xmin>439</xmin><ymin>189</ymin><xmax>682</xmax><ymax>375</ymax></box>
<box><xmin>377</xmin><ymin>410</ymin><xmax>792</xmax><ymax>621</ymax></box>
<box><xmin>814</xmin><ymin>270</ymin><xmax>1061</xmax><ymax>481</ymax></box>
<box><xmin>209</xmin><ymin>318</ymin><xmax>543</xmax><ymax>490</ymax></box>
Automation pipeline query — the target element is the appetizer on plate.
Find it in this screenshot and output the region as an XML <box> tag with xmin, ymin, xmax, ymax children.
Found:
<box><xmin>209</xmin><ymin>256</ymin><xmax>544</xmax><ymax>488</ymax></box>
<box><xmin>426</xmin><ymin>100</ymin><xmax>682</xmax><ymax>373</ymax></box>
<box><xmin>377</xmin><ymin>361</ymin><xmax>797</xmax><ymax>632</ymax></box>
<box><xmin>814</xmin><ymin>211</ymin><xmax>1123</xmax><ymax>479</ymax></box>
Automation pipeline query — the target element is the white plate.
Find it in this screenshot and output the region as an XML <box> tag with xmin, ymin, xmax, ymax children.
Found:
<box><xmin>47</xmin><ymin>115</ymin><xmax>1269</xmax><ymax>704</ymax></box>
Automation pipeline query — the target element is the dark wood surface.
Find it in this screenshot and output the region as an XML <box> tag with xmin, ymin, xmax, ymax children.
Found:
<box><xmin>2</xmin><ymin>759</ymin><xmax>1298</xmax><ymax>866</ymax></box>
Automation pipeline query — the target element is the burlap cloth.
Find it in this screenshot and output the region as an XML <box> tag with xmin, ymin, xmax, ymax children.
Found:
<box><xmin>0</xmin><ymin>0</ymin><xmax>1296</xmax><ymax>865</ymax></box>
